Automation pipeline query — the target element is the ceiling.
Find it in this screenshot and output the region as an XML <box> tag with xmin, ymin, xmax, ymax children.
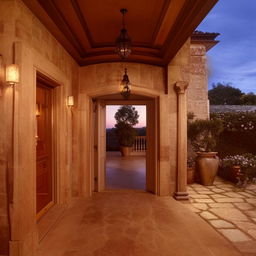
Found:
<box><xmin>22</xmin><ymin>0</ymin><xmax>218</xmax><ymax>66</ymax></box>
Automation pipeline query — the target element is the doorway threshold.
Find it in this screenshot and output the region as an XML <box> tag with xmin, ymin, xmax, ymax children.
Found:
<box><xmin>37</xmin><ymin>204</ymin><xmax>67</xmax><ymax>242</ymax></box>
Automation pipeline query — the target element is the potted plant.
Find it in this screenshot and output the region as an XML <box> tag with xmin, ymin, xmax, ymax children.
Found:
<box><xmin>221</xmin><ymin>154</ymin><xmax>256</xmax><ymax>186</ymax></box>
<box><xmin>114</xmin><ymin>105</ymin><xmax>139</xmax><ymax>157</ymax></box>
<box><xmin>115</xmin><ymin>122</ymin><xmax>137</xmax><ymax>156</ymax></box>
<box><xmin>187</xmin><ymin>157</ymin><xmax>195</xmax><ymax>184</ymax></box>
<box><xmin>188</xmin><ymin>119</ymin><xmax>223</xmax><ymax>185</ymax></box>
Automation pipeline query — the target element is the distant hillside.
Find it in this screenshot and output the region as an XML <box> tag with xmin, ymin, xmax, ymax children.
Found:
<box><xmin>106</xmin><ymin>127</ymin><xmax>146</xmax><ymax>151</ymax></box>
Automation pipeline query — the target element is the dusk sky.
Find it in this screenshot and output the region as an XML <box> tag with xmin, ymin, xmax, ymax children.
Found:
<box><xmin>197</xmin><ymin>0</ymin><xmax>256</xmax><ymax>93</ymax></box>
<box><xmin>106</xmin><ymin>105</ymin><xmax>146</xmax><ymax>129</ymax></box>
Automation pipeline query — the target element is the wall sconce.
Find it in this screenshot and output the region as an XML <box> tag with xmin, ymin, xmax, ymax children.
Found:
<box><xmin>67</xmin><ymin>96</ymin><xmax>74</xmax><ymax>107</ymax></box>
<box><xmin>120</xmin><ymin>68</ymin><xmax>131</xmax><ymax>100</ymax></box>
<box><xmin>36</xmin><ymin>103</ymin><xmax>40</xmax><ymax>116</ymax></box>
<box><xmin>6</xmin><ymin>64</ymin><xmax>20</xmax><ymax>86</ymax></box>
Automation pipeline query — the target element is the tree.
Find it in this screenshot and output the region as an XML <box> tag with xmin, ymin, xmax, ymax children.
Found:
<box><xmin>208</xmin><ymin>83</ymin><xmax>243</xmax><ymax>105</ymax></box>
<box><xmin>114</xmin><ymin>105</ymin><xmax>139</xmax><ymax>126</ymax></box>
<box><xmin>241</xmin><ymin>93</ymin><xmax>256</xmax><ymax>105</ymax></box>
<box><xmin>114</xmin><ymin>105</ymin><xmax>139</xmax><ymax>148</ymax></box>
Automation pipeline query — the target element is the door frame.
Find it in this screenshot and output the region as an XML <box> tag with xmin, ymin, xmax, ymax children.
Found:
<box><xmin>35</xmin><ymin>72</ymin><xmax>60</xmax><ymax>219</ymax></box>
<box><xmin>91</xmin><ymin>97</ymin><xmax>159</xmax><ymax>194</ymax></box>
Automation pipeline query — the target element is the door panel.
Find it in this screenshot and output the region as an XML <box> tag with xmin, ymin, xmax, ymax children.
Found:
<box><xmin>93</xmin><ymin>100</ymin><xmax>106</xmax><ymax>192</ymax></box>
<box><xmin>98</xmin><ymin>102</ymin><xmax>106</xmax><ymax>191</ymax></box>
<box><xmin>146</xmin><ymin>100</ymin><xmax>157</xmax><ymax>193</ymax></box>
<box><xmin>36</xmin><ymin>83</ymin><xmax>53</xmax><ymax>214</ymax></box>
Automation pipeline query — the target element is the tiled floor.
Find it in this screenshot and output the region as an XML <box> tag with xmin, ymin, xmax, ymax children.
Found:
<box><xmin>37</xmin><ymin>191</ymin><xmax>241</xmax><ymax>256</ymax></box>
<box><xmin>181</xmin><ymin>177</ymin><xmax>256</xmax><ymax>255</ymax></box>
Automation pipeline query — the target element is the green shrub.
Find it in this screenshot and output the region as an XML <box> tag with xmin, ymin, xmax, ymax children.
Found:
<box><xmin>188</xmin><ymin>119</ymin><xmax>223</xmax><ymax>152</ymax></box>
<box><xmin>221</xmin><ymin>154</ymin><xmax>256</xmax><ymax>184</ymax></box>
<box><xmin>211</xmin><ymin>111</ymin><xmax>256</xmax><ymax>132</ymax></box>
<box><xmin>211</xmin><ymin>112</ymin><xmax>256</xmax><ymax>156</ymax></box>
<box><xmin>115</xmin><ymin>122</ymin><xmax>137</xmax><ymax>147</ymax></box>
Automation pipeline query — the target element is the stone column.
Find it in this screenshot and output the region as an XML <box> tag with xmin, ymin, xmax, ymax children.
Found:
<box><xmin>174</xmin><ymin>81</ymin><xmax>189</xmax><ymax>200</ymax></box>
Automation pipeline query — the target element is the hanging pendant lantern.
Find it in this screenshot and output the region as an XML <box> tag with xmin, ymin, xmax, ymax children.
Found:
<box><xmin>120</xmin><ymin>68</ymin><xmax>131</xmax><ymax>99</ymax></box>
<box><xmin>115</xmin><ymin>9</ymin><xmax>132</xmax><ymax>59</ymax></box>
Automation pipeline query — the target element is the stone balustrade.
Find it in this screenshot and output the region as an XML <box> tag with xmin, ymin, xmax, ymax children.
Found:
<box><xmin>132</xmin><ymin>136</ymin><xmax>146</xmax><ymax>155</ymax></box>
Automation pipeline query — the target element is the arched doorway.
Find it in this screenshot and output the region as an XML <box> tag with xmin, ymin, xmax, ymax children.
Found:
<box><xmin>90</xmin><ymin>93</ymin><xmax>159</xmax><ymax>194</ymax></box>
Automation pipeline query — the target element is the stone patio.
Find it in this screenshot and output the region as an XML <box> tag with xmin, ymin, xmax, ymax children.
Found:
<box><xmin>181</xmin><ymin>177</ymin><xmax>256</xmax><ymax>255</ymax></box>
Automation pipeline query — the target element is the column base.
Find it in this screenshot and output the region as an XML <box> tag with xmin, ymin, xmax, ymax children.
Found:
<box><xmin>174</xmin><ymin>191</ymin><xmax>189</xmax><ymax>200</ymax></box>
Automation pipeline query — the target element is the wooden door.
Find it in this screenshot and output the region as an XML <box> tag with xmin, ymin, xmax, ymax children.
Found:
<box><xmin>36</xmin><ymin>83</ymin><xmax>53</xmax><ymax>215</ymax></box>
<box><xmin>93</xmin><ymin>100</ymin><xmax>106</xmax><ymax>192</ymax></box>
<box><xmin>146</xmin><ymin>100</ymin><xmax>157</xmax><ymax>193</ymax></box>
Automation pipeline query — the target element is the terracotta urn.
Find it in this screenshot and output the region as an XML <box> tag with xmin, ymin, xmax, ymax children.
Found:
<box><xmin>196</xmin><ymin>152</ymin><xmax>219</xmax><ymax>186</ymax></box>
<box><xmin>120</xmin><ymin>146</ymin><xmax>131</xmax><ymax>157</ymax></box>
<box><xmin>187</xmin><ymin>167</ymin><xmax>195</xmax><ymax>184</ymax></box>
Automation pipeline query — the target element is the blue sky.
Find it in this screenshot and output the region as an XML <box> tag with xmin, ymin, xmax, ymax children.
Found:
<box><xmin>197</xmin><ymin>0</ymin><xmax>256</xmax><ymax>93</ymax></box>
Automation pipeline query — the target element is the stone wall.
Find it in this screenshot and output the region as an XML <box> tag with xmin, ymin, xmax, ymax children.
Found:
<box><xmin>187</xmin><ymin>43</ymin><xmax>209</xmax><ymax>119</ymax></box>
<box><xmin>75</xmin><ymin>39</ymin><xmax>191</xmax><ymax>198</ymax></box>
<box><xmin>0</xmin><ymin>0</ymin><xmax>79</xmax><ymax>255</ymax></box>
<box><xmin>210</xmin><ymin>105</ymin><xmax>256</xmax><ymax>113</ymax></box>
<box><xmin>0</xmin><ymin>0</ymin><xmax>207</xmax><ymax>254</ymax></box>
<box><xmin>76</xmin><ymin>62</ymin><xmax>169</xmax><ymax>195</ymax></box>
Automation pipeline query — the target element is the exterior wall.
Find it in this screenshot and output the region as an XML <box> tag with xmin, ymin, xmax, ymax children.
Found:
<box><xmin>0</xmin><ymin>1</ymin><xmax>202</xmax><ymax>254</ymax></box>
<box><xmin>0</xmin><ymin>0</ymin><xmax>79</xmax><ymax>256</ymax></box>
<box><xmin>75</xmin><ymin>62</ymin><xmax>170</xmax><ymax>196</ymax></box>
<box><xmin>187</xmin><ymin>43</ymin><xmax>209</xmax><ymax>119</ymax></box>
<box><xmin>75</xmin><ymin>39</ymin><xmax>190</xmax><ymax>198</ymax></box>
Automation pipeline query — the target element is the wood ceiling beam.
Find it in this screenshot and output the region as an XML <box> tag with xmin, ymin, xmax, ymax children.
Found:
<box><xmin>161</xmin><ymin>0</ymin><xmax>219</xmax><ymax>65</ymax></box>
<box><xmin>21</xmin><ymin>0</ymin><xmax>218</xmax><ymax>66</ymax></box>
<box><xmin>37</xmin><ymin>0</ymin><xmax>87</xmax><ymax>57</ymax></box>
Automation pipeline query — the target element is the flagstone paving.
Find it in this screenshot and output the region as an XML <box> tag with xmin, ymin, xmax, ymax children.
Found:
<box><xmin>181</xmin><ymin>177</ymin><xmax>256</xmax><ymax>255</ymax></box>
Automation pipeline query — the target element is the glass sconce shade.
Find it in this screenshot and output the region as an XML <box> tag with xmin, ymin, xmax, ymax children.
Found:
<box><xmin>6</xmin><ymin>64</ymin><xmax>19</xmax><ymax>85</ymax></box>
<box><xmin>67</xmin><ymin>96</ymin><xmax>74</xmax><ymax>107</ymax></box>
<box><xmin>116</xmin><ymin>29</ymin><xmax>132</xmax><ymax>59</ymax></box>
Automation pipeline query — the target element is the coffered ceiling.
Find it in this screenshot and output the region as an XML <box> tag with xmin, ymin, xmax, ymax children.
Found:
<box><xmin>22</xmin><ymin>0</ymin><xmax>218</xmax><ymax>66</ymax></box>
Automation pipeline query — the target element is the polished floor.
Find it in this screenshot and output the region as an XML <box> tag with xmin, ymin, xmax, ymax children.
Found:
<box><xmin>37</xmin><ymin>191</ymin><xmax>241</xmax><ymax>256</ymax></box>
<box><xmin>106</xmin><ymin>151</ymin><xmax>146</xmax><ymax>190</ymax></box>
<box><xmin>37</xmin><ymin>155</ymin><xmax>242</xmax><ymax>256</ymax></box>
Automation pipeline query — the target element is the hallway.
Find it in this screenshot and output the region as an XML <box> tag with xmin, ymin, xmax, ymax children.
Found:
<box><xmin>106</xmin><ymin>152</ymin><xmax>146</xmax><ymax>190</ymax></box>
<box><xmin>37</xmin><ymin>191</ymin><xmax>241</xmax><ymax>256</ymax></box>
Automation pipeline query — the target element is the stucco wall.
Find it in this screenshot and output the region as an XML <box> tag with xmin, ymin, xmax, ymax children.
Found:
<box><xmin>0</xmin><ymin>0</ymin><xmax>79</xmax><ymax>255</ymax></box>
<box><xmin>187</xmin><ymin>43</ymin><xmax>209</xmax><ymax>119</ymax></box>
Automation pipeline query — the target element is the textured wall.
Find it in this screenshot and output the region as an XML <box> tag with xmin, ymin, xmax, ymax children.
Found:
<box><xmin>75</xmin><ymin>62</ymin><xmax>168</xmax><ymax>196</ymax></box>
<box><xmin>187</xmin><ymin>44</ymin><xmax>209</xmax><ymax>119</ymax></box>
<box><xmin>0</xmin><ymin>0</ymin><xmax>79</xmax><ymax>255</ymax></box>
<box><xmin>0</xmin><ymin>1</ymin><xmax>209</xmax><ymax>255</ymax></box>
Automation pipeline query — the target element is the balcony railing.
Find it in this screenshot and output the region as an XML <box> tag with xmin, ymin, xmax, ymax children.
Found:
<box><xmin>132</xmin><ymin>136</ymin><xmax>146</xmax><ymax>155</ymax></box>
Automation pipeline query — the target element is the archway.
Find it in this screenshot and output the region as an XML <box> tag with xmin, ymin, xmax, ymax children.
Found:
<box><xmin>90</xmin><ymin>93</ymin><xmax>159</xmax><ymax>194</ymax></box>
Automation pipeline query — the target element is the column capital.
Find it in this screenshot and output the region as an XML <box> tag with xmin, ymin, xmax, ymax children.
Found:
<box><xmin>174</xmin><ymin>81</ymin><xmax>188</xmax><ymax>94</ymax></box>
